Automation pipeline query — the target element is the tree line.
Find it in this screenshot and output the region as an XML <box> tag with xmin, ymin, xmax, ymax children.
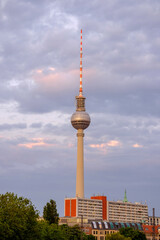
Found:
<box><xmin>0</xmin><ymin>192</ymin><xmax>146</xmax><ymax>240</ymax></box>
<box><xmin>0</xmin><ymin>192</ymin><xmax>94</xmax><ymax>240</ymax></box>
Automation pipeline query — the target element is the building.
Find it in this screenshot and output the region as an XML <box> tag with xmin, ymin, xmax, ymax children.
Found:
<box><xmin>107</xmin><ymin>190</ymin><xmax>148</xmax><ymax>223</ymax></box>
<box><xmin>60</xmin><ymin>218</ymin><xmax>144</xmax><ymax>240</ymax></box>
<box><xmin>91</xmin><ymin>196</ymin><xmax>107</xmax><ymax>220</ymax></box>
<box><xmin>59</xmin><ymin>216</ymin><xmax>92</xmax><ymax>235</ymax></box>
<box><xmin>65</xmin><ymin>197</ymin><xmax>103</xmax><ymax>220</ymax></box>
<box><xmin>64</xmin><ymin>192</ymin><xmax>148</xmax><ymax>223</ymax></box>
<box><xmin>91</xmin><ymin>221</ymin><xmax>143</xmax><ymax>240</ymax></box>
<box><xmin>148</xmin><ymin>216</ymin><xmax>160</xmax><ymax>226</ymax></box>
<box><xmin>143</xmin><ymin>225</ymin><xmax>160</xmax><ymax>240</ymax></box>
<box><xmin>107</xmin><ymin>200</ymin><xmax>148</xmax><ymax>224</ymax></box>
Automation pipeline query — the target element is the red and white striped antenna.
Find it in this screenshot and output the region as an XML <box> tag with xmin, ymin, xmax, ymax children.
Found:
<box><xmin>79</xmin><ymin>29</ymin><xmax>83</xmax><ymax>97</ymax></box>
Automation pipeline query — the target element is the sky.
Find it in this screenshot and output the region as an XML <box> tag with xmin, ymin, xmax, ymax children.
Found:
<box><xmin>0</xmin><ymin>0</ymin><xmax>160</xmax><ymax>217</ymax></box>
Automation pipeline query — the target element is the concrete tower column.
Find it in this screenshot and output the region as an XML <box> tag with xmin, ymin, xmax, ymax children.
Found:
<box><xmin>76</xmin><ymin>129</ymin><xmax>84</xmax><ymax>198</ymax></box>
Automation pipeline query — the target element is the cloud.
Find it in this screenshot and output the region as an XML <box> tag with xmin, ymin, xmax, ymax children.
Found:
<box><xmin>90</xmin><ymin>140</ymin><xmax>121</xmax><ymax>149</ymax></box>
<box><xmin>18</xmin><ymin>138</ymin><xmax>55</xmax><ymax>149</ymax></box>
<box><xmin>33</xmin><ymin>68</ymin><xmax>79</xmax><ymax>93</ymax></box>
<box><xmin>0</xmin><ymin>123</ymin><xmax>27</xmax><ymax>130</ymax></box>
<box><xmin>89</xmin><ymin>140</ymin><xmax>121</xmax><ymax>154</ymax></box>
<box><xmin>132</xmin><ymin>143</ymin><xmax>143</xmax><ymax>148</ymax></box>
<box><xmin>107</xmin><ymin>140</ymin><xmax>121</xmax><ymax>147</ymax></box>
<box><xmin>30</xmin><ymin>122</ymin><xmax>42</xmax><ymax>128</ymax></box>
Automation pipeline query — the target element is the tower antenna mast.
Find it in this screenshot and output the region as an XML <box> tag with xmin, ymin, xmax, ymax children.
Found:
<box><xmin>79</xmin><ymin>29</ymin><xmax>83</xmax><ymax>96</ymax></box>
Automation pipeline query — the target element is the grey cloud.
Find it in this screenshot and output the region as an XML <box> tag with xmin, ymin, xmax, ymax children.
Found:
<box><xmin>0</xmin><ymin>123</ymin><xmax>27</xmax><ymax>130</ymax></box>
<box><xmin>0</xmin><ymin>0</ymin><xmax>159</xmax><ymax>118</ymax></box>
<box><xmin>30</xmin><ymin>122</ymin><xmax>42</xmax><ymax>128</ymax></box>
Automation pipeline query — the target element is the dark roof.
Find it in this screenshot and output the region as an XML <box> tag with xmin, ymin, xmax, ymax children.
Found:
<box><xmin>91</xmin><ymin>221</ymin><xmax>143</xmax><ymax>231</ymax></box>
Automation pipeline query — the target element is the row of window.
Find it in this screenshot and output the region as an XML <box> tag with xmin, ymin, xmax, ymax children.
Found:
<box><xmin>92</xmin><ymin>230</ymin><xmax>116</xmax><ymax>235</ymax></box>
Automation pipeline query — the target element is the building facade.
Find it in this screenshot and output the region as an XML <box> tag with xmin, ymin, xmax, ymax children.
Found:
<box><xmin>60</xmin><ymin>218</ymin><xmax>144</xmax><ymax>240</ymax></box>
<box><xmin>91</xmin><ymin>196</ymin><xmax>107</xmax><ymax>220</ymax></box>
<box><xmin>64</xmin><ymin>195</ymin><xmax>148</xmax><ymax>223</ymax></box>
<box><xmin>143</xmin><ymin>225</ymin><xmax>160</xmax><ymax>240</ymax></box>
<box><xmin>91</xmin><ymin>221</ymin><xmax>143</xmax><ymax>240</ymax></box>
<box><xmin>107</xmin><ymin>200</ymin><xmax>148</xmax><ymax>223</ymax></box>
<box><xmin>148</xmin><ymin>216</ymin><xmax>160</xmax><ymax>226</ymax></box>
<box><xmin>65</xmin><ymin>197</ymin><xmax>103</xmax><ymax>220</ymax></box>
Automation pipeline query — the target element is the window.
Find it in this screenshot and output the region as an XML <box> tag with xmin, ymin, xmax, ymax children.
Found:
<box><xmin>104</xmin><ymin>222</ymin><xmax>108</xmax><ymax>229</ymax></box>
<box><xmin>92</xmin><ymin>221</ymin><xmax>97</xmax><ymax>229</ymax></box>
<box><xmin>100</xmin><ymin>237</ymin><xmax>104</xmax><ymax>240</ymax></box>
<box><xmin>109</xmin><ymin>222</ymin><xmax>114</xmax><ymax>229</ymax></box>
<box><xmin>99</xmin><ymin>222</ymin><xmax>102</xmax><ymax>229</ymax></box>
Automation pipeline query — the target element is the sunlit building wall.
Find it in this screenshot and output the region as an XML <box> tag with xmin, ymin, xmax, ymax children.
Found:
<box><xmin>107</xmin><ymin>200</ymin><xmax>148</xmax><ymax>224</ymax></box>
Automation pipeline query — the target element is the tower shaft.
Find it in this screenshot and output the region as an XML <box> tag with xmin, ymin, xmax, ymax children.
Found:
<box><xmin>76</xmin><ymin>129</ymin><xmax>84</xmax><ymax>198</ymax></box>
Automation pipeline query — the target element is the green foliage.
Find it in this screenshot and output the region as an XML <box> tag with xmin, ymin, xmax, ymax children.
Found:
<box><xmin>37</xmin><ymin>221</ymin><xmax>65</xmax><ymax>240</ymax></box>
<box><xmin>119</xmin><ymin>227</ymin><xmax>147</xmax><ymax>240</ymax></box>
<box><xmin>38</xmin><ymin>222</ymin><xmax>95</xmax><ymax>240</ymax></box>
<box><xmin>59</xmin><ymin>224</ymin><xmax>88</xmax><ymax>240</ymax></box>
<box><xmin>87</xmin><ymin>234</ymin><xmax>96</xmax><ymax>240</ymax></box>
<box><xmin>0</xmin><ymin>192</ymin><xmax>39</xmax><ymax>240</ymax></box>
<box><xmin>106</xmin><ymin>232</ymin><xmax>131</xmax><ymax>240</ymax></box>
<box><xmin>59</xmin><ymin>224</ymin><xmax>82</xmax><ymax>240</ymax></box>
<box><xmin>0</xmin><ymin>192</ymin><xmax>95</xmax><ymax>240</ymax></box>
<box><xmin>43</xmin><ymin>199</ymin><xmax>59</xmax><ymax>224</ymax></box>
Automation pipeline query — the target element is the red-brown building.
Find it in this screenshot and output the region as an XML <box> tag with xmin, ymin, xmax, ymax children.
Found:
<box><xmin>91</xmin><ymin>196</ymin><xmax>107</xmax><ymax>220</ymax></box>
<box><xmin>143</xmin><ymin>225</ymin><xmax>160</xmax><ymax>240</ymax></box>
<box><xmin>64</xmin><ymin>197</ymin><xmax>104</xmax><ymax>220</ymax></box>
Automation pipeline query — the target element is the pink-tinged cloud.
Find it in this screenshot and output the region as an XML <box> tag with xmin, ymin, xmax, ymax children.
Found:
<box><xmin>18</xmin><ymin>138</ymin><xmax>55</xmax><ymax>149</ymax></box>
<box><xmin>35</xmin><ymin>67</ymin><xmax>55</xmax><ymax>74</ymax></box>
<box><xmin>33</xmin><ymin>68</ymin><xmax>79</xmax><ymax>93</ymax></box>
<box><xmin>49</xmin><ymin>67</ymin><xmax>55</xmax><ymax>71</ymax></box>
<box><xmin>90</xmin><ymin>140</ymin><xmax>121</xmax><ymax>149</ymax></box>
<box><xmin>132</xmin><ymin>143</ymin><xmax>143</xmax><ymax>148</ymax></box>
<box><xmin>107</xmin><ymin>140</ymin><xmax>121</xmax><ymax>147</ymax></box>
<box><xmin>68</xmin><ymin>143</ymin><xmax>74</xmax><ymax>148</ymax></box>
<box><xmin>32</xmin><ymin>67</ymin><xmax>95</xmax><ymax>93</ymax></box>
<box><xmin>32</xmin><ymin>137</ymin><xmax>44</xmax><ymax>141</ymax></box>
<box><xmin>36</xmin><ymin>69</ymin><xmax>43</xmax><ymax>74</ymax></box>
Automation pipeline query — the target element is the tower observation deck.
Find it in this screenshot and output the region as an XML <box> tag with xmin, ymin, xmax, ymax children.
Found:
<box><xmin>71</xmin><ymin>29</ymin><xmax>90</xmax><ymax>198</ymax></box>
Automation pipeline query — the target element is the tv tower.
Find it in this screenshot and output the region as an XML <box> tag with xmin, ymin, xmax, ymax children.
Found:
<box><xmin>71</xmin><ymin>29</ymin><xmax>91</xmax><ymax>198</ymax></box>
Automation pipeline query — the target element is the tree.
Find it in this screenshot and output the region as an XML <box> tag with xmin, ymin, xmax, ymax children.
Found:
<box><xmin>119</xmin><ymin>227</ymin><xmax>147</xmax><ymax>240</ymax></box>
<box><xmin>37</xmin><ymin>222</ymin><xmax>95</xmax><ymax>240</ymax></box>
<box><xmin>37</xmin><ymin>220</ymin><xmax>65</xmax><ymax>240</ymax></box>
<box><xmin>59</xmin><ymin>224</ymin><xmax>95</xmax><ymax>240</ymax></box>
<box><xmin>87</xmin><ymin>234</ymin><xmax>96</xmax><ymax>240</ymax></box>
<box><xmin>43</xmin><ymin>199</ymin><xmax>59</xmax><ymax>224</ymax></box>
<box><xmin>0</xmin><ymin>192</ymin><xmax>39</xmax><ymax>240</ymax></box>
<box><xmin>106</xmin><ymin>232</ymin><xmax>131</xmax><ymax>240</ymax></box>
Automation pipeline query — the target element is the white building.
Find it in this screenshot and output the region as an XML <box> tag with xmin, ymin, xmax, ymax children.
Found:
<box><xmin>64</xmin><ymin>197</ymin><xmax>103</xmax><ymax>220</ymax></box>
<box><xmin>148</xmin><ymin>216</ymin><xmax>160</xmax><ymax>226</ymax></box>
<box><xmin>107</xmin><ymin>200</ymin><xmax>148</xmax><ymax>223</ymax></box>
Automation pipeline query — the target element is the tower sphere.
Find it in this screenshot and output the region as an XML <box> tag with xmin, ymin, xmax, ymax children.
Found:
<box><xmin>71</xmin><ymin>111</ymin><xmax>90</xmax><ymax>130</ymax></box>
